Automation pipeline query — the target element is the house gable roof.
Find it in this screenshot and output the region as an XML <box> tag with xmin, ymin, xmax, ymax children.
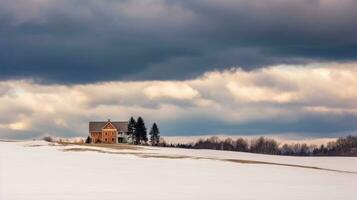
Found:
<box><xmin>89</xmin><ymin>121</ymin><xmax>128</xmax><ymax>132</ymax></box>
<box><xmin>102</xmin><ymin>121</ymin><xmax>116</xmax><ymax>129</ymax></box>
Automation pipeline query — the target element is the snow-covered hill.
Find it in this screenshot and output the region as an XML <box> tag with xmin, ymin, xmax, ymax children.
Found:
<box><xmin>1</xmin><ymin>140</ymin><xmax>357</xmax><ymax>200</ymax></box>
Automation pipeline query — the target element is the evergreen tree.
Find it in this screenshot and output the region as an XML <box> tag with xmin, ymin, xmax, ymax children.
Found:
<box><xmin>134</xmin><ymin>117</ymin><xmax>147</xmax><ymax>144</ymax></box>
<box><xmin>85</xmin><ymin>136</ymin><xmax>91</xmax><ymax>144</ymax></box>
<box><xmin>149</xmin><ymin>123</ymin><xmax>160</xmax><ymax>146</ymax></box>
<box><xmin>127</xmin><ymin>117</ymin><xmax>136</xmax><ymax>144</ymax></box>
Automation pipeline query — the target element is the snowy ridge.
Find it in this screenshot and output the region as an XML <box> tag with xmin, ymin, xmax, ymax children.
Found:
<box><xmin>1</xmin><ymin>140</ymin><xmax>357</xmax><ymax>200</ymax></box>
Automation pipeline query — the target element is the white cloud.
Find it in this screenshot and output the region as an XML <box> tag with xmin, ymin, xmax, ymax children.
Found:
<box><xmin>1</xmin><ymin>62</ymin><xmax>357</xmax><ymax>138</ymax></box>
<box><xmin>8</xmin><ymin>122</ymin><xmax>29</xmax><ymax>131</ymax></box>
<box><xmin>144</xmin><ymin>82</ymin><xmax>199</xmax><ymax>100</ymax></box>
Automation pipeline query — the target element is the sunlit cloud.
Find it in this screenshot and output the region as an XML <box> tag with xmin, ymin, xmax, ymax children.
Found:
<box><xmin>0</xmin><ymin>62</ymin><xmax>357</xmax><ymax>139</ymax></box>
<box><xmin>8</xmin><ymin>122</ymin><xmax>29</xmax><ymax>131</ymax></box>
<box><xmin>144</xmin><ymin>82</ymin><xmax>199</xmax><ymax>100</ymax></box>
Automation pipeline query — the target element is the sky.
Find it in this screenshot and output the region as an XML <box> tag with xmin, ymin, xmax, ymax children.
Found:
<box><xmin>0</xmin><ymin>0</ymin><xmax>357</xmax><ymax>139</ymax></box>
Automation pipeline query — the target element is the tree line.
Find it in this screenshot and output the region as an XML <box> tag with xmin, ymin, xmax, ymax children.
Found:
<box><xmin>160</xmin><ymin>135</ymin><xmax>357</xmax><ymax>156</ymax></box>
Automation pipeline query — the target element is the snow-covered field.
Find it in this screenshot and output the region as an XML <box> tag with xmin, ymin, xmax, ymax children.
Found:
<box><xmin>1</xmin><ymin>140</ymin><xmax>357</xmax><ymax>200</ymax></box>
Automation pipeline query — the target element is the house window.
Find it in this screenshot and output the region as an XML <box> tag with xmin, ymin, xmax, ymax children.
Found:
<box><xmin>112</xmin><ymin>138</ymin><xmax>114</xmax><ymax>142</ymax></box>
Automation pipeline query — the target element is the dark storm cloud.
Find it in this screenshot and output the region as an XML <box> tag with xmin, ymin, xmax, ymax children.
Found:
<box><xmin>1</xmin><ymin>0</ymin><xmax>357</xmax><ymax>83</ymax></box>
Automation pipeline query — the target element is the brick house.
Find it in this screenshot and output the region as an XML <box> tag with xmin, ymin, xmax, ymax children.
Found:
<box><xmin>89</xmin><ymin>119</ymin><xmax>129</xmax><ymax>144</ymax></box>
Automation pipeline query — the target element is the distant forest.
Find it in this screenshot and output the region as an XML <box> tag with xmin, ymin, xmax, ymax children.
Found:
<box><xmin>160</xmin><ymin>135</ymin><xmax>357</xmax><ymax>157</ymax></box>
